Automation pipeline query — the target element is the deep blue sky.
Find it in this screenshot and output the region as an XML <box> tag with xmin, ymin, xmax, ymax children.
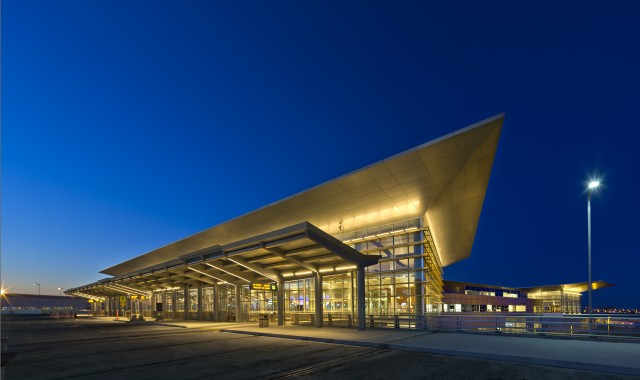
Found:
<box><xmin>2</xmin><ymin>2</ymin><xmax>639</xmax><ymax>307</ymax></box>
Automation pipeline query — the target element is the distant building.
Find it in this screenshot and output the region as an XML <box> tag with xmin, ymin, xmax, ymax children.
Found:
<box><xmin>443</xmin><ymin>280</ymin><xmax>612</xmax><ymax>314</ymax></box>
<box><xmin>66</xmin><ymin>115</ymin><xmax>611</xmax><ymax>329</ymax></box>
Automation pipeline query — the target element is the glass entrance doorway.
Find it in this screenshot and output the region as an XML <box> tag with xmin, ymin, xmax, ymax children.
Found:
<box><xmin>247</xmin><ymin>287</ymin><xmax>277</xmax><ymax>322</ymax></box>
<box><xmin>322</xmin><ymin>273</ymin><xmax>354</xmax><ymax>326</ymax></box>
<box><xmin>284</xmin><ymin>278</ymin><xmax>315</xmax><ymax>325</ymax></box>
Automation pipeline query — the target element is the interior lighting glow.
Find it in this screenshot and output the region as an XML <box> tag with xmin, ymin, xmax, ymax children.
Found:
<box><xmin>205</xmin><ymin>262</ymin><xmax>251</xmax><ymax>282</ymax></box>
<box><xmin>188</xmin><ymin>266</ymin><xmax>220</xmax><ymax>280</ymax></box>
<box><xmin>335</xmin><ymin>265</ymin><xmax>357</xmax><ymax>271</ymax></box>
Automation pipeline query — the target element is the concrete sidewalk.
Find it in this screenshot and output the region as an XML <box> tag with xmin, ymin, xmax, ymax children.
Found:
<box><xmin>153</xmin><ymin>320</ymin><xmax>640</xmax><ymax>376</ymax></box>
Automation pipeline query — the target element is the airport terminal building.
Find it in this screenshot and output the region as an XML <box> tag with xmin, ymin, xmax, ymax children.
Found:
<box><xmin>67</xmin><ymin>115</ymin><xmax>607</xmax><ymax>329</ymax></box>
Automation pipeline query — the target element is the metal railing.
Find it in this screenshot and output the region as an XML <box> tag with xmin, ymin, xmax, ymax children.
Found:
<box><xmin>362</xmin><ymin>313</ymin><xmax>640</xmax><ymax>339</ymax></box>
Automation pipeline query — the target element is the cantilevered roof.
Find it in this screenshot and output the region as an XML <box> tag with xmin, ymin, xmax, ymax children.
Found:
<box><xmin>103</xmin><ymin>114</ymin><xmax>503</xmax><ymax>276</ymax></box>
<box><xmin>70</xmin><ymin>222</ymin><xmax>380</xmax><ymax>297</ymax></box>
<box><xmin>520</xmin><ymin>281</ymin><xmax>614</xmax><ymax>293</ymax></box>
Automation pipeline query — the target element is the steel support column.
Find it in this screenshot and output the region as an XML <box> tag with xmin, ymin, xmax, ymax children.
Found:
<box><xmin>184</xmin><ymin>288</ymin><xmax>189</xmax><ymax>320</ymax></box>
<box><xmin>197</xmin><ymin>285</ymin><xmax>203</xmax><ymax>320</ymax></box>
<box><xmin>235</xmin><ymin>284</ymin><xmax>242</xmax><ymax>322</ymax></box>
<box><xmin>161</xmin><ymin>290</ymin><xmax>165</xmax><ymax>319</ymax></box>
<box><xmin>213</xmin><ymin>284</ymin><xmax>219</xmax><ymax>322</ymax></box>
<box><xmin>172</xmin><ymin>290</ymin><xmax>177</xmax><ymax>320</ymax></box>
<box><xmin>357</xmin><ymin>266</ymin><xmax>366</xmax><ymax>331</ymax></box>
<box><xmin>277</xmin><ymin>277</ymin><xmax>284</xmax><ymax>326</ymax></box>
<box><xmin>314</xmin><ymin>272</ymin><xmax>323</xmax><ymax>328</ymax></box>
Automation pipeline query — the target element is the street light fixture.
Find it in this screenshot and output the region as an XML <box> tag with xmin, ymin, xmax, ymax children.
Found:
<box><xmin>58</xmin><ymin>287</ymin><xmax>64</xmax><ymax>296</ymax></box>
<box><xmin>33</xmin><ymin>283</ymin><xmax>41</xmax><ymax>296</ymax></box>
<box><xmin>587</xmin><ymin>180</ymin><xmax>600</xmax><ymax>336</ymax></box>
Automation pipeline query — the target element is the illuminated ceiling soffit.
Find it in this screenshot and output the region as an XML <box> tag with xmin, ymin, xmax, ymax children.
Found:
<box><xmin>521</xmin><ymin>281</ymin><xmax>614</xmax><ymax>293</ymax></box>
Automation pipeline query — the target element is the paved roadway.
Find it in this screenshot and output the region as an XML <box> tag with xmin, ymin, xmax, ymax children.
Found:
<box><xmin>1</xmin><ymin>318</ymin><xmax>638</xmax><ymax>379</ymax></box>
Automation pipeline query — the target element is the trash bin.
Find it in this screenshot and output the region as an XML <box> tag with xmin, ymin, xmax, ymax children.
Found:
<box><xmin>259</xmin><ymin>314</ymin><xmax>269</xmax><ymax>328</ymax></box>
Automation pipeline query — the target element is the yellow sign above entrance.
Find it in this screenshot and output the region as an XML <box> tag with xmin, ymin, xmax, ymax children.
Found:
<box><xmin>250</xmin><ymin>283</ymin><xmax>277</xmax><ymax>291</ymax></box>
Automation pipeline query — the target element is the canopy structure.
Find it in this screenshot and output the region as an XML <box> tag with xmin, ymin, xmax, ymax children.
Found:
<box><xmin>102</xmin><ymin>113</ymin><xmax>503</xmax><ymax>276</ymax></box>
<box><xmin>72</xmin><ymin>222</ymin><xmax>380</xmax><ymax>297</ymax></box>
<box><xmin>520</xmin><ymin>281</ymin><xmax>614</xmax><ymax>293</ymax></box>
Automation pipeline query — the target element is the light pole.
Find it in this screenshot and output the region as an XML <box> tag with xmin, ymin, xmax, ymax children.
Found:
<box><xmin>33</xmin><ymin>283</ymin><xmax>41</xmax><ymax>296</ymax></box>
<box><xmin>587</xmin><ymin>180</ymin><xmax>600</xmax><ymax>336</ymax></box>
<box><xmin>58</xmin><ymin>287</ymin><xmax>64</xmax><ymax>296</ymax></box>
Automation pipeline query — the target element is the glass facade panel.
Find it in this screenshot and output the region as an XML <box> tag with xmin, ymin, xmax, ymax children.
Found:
<box><xmin>339</xmin><ymin>218</ymin><xmax>443</xmax><ymax>316</ymax></box>
<box><xmin>176</xmin><ymin>290</ymin><xmax>185</xmax><ymax>313</ymax></box>
<box><xmin>284</xmin><ymin>278</ymin><xmax>315</xmax><ymax>313</ymax></box>
<box><xmin>322</xmin><ymin>273</ymin><xmax>352</xmax><ymax>316</ymax></box>
<box><xmin>527</xmin><ymin>290</ymin><xmax>582</xmax><ymax>314</ymax></box>
<box><xmin>164</xmin><ymin>291</ymin><xmax>173</xmax><ymax>313</ymax></box>
<box><xmin>217</xmin><ymin>283</ymin><xmax>235</xmax><ymax>321</ymax></box>
<box><xmin>202</xmin><ymin>287</ymin><xmax>214</xmax><ymax>312</ymax></box>
<box><xmin>189</xmin><ymin>288</ymin><xmax>198</xmax><ymax>313</ymax></box>
<box><xmin>248</xmin><ymin>286</ymin><xmax>277</xmax><ymax>321</ymax></box>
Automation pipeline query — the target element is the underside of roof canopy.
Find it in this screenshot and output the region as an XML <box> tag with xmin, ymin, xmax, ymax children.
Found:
<box><xmin>71</xmin><ymin>222</ymin><xmax>380</xmax><ymax>297</ymax></box>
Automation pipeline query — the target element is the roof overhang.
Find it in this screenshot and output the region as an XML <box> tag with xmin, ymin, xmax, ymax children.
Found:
<box><xmin>520</xmin><ymin>281</ymin><xmax>614</xmax><ymax>293</ymax></box>
<box><xmin>100</xmin><ymin>114</ymin><xmax>503</xmax><ymax>276</ymax></box>
<box><xmin>67</xmin><ymin>222</ymin><xmax>380</xmax><ymax>297</ymax></box>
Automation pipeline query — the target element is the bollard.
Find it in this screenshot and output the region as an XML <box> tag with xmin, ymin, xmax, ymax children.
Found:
<box><xmin>328</xmin><ymin>314</ymin><xmax>333</xmax><ymax>326</ymax></box>
<box><xmin>347</xmin><ymin>314</ymin><xmax>353</xmax><ymax>327</ymax></box>
<box><xmin>369</xmin><ymin>314</ymin><xmax>375</xmax><ymax>328</ymax></box>
<box><xmin>394</xmin><ymin>315</ymin><xmax>400</xmax><ymax>329</ymax></box>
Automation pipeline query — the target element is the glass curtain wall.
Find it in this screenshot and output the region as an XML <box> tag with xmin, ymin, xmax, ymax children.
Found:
<box><xmin>338</xmin><ymin>218</ymin><xmax>443</xmax><ymax>318</ymax></box>
<box><xmin>202</xmin><ymin>287</ymin><xmax>214</xmax><ymax>320</ymax></box>
<box><xmin>164</xmin><ymin>291</ymin><xmax>174</xmax><ymax>318</ymax></box>
<box><xmin>189</xmin><ymin>288</ymin><xmax>198</xmax><ymax>319</ymax></box>
<box><xmin>218</xmin><ymin>283</ymin><xmax>235</xmax><ymax>321</ymax></box>
<box><xmin>284</xmin><ymin>278</ymin><xmax>315</xmax><ymax>324</ymax></box>
<box><xmin>248</xmin><ymin>288</ymin><xmax>277</xmax><ymax>321</ymax></box>
<box><xmin>238</xmin><ymin>285</ymin><xmax>250</xmax><ymax>322</ymax></box>
<box><xmin>176</xmin><ymin>290</ymin><xmax>185</xmax><ymax>314</ymax></box>
<box><xmin>528</xmin><ymin>290</ymin><xmax>582</xmax><ymax>314</ymax></box>
<box><xmin>322</xmin><ymin>273</ymin><xmax>353</xmax><ymax>323</ymax></box>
